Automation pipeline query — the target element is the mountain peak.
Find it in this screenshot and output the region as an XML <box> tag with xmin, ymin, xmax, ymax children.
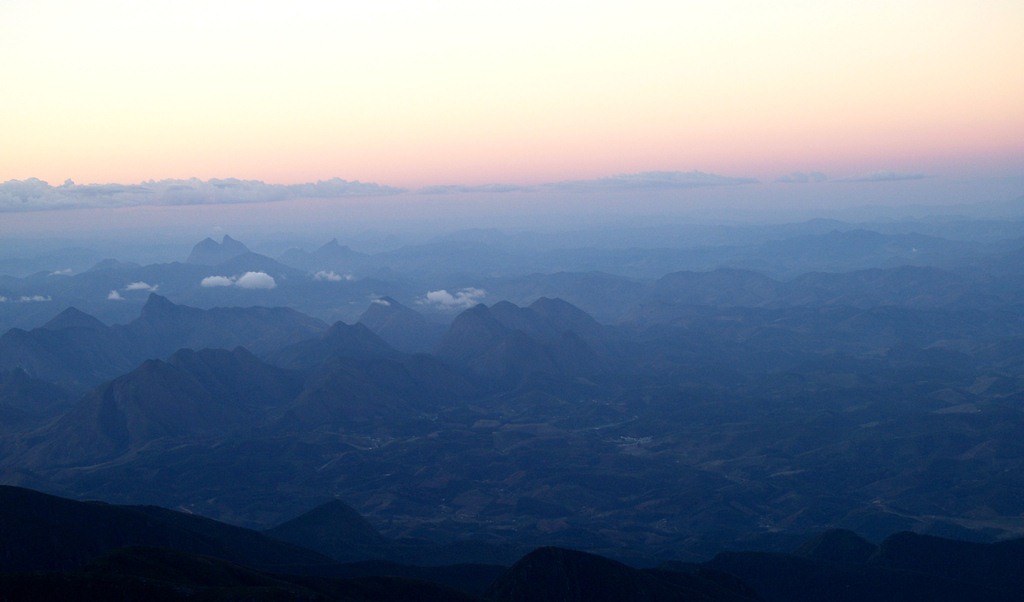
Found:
<box><xmin>141</xmin><ymin>292</ymin><xmax>175</xmax><ymax>310</ymax></box>
<box><xmin>41</xmin><ymin>307</ymin><xmax>107</xmax><ymax>331</ymax></box>
<box><xmin>357</xmin><ymin>297</ymin><xmax>444</xmax><ymax>353</ymax></box>
<box><xmin>186</xmin><ymin>234</ymin><xmax>250</xmax><ymax>265</ymax></box>
<box><xmin>266</xmin><ymin>499</ymin><xmax>387</xmax><ymax>558</ymax></box>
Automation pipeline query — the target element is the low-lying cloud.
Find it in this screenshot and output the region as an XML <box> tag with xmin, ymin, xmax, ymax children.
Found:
<box><xmin>418</xmin><ymin>287</ymin><xmax>486</xmax><ymax>310</ymax></box>
<box><xmin>201</xmin><ymin>272</ymin><xmax>277</xmax><ymax>289</ymax></box>
<box><xmin>0</xmin><ymin>294</ymin><xmax>52</xmax><ymax>303</ymax></box>
<box><xmin>313</xmin><ymin>270</ymin><xmax>350</xmax><ymax>282</ymax></box>
<box><xmin>107</xmin><ymin>281</ymin><xmax>160</xmax><ymax>299</ymax></box>
<box><xmin>124</xmin><ymin>281</ymin><xmax>158</xmax><ymax>292</ymax></box>
<box><xmin>0</xmin><ymin>177</ymin><xmax>403</xmax><ymax>212</ymax></box>
<box><xmin>236</xmin><ymin>271</ymin><xmax>277</xmax><ymax>289</ymax></box>
<box><xmin>201</xmin><ymin>276</ymin><xmax>235</xmax><ymax>288</ymax></box>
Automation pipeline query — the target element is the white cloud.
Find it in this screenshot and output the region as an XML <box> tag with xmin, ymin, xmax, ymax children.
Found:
<box><xmin>107</xmin><ymin>290</ymin><xmax>124</xmax><ymax>301</ymax></box>
<box><xmin>0</xmin><ymin>177</ymin><xmax>402</xmax><ymax>212</ymax></box>
<box><xmin>235</xmin><ymin>271</ymin><xmax>277</xmax><ymax>289</ymax></box>
<box><xmin>124</xmin><ymin>281</ymin><xmax>158</xmax><ymax>292</ymax></box>
<box><xmin>19</xmin><ymin>295</ymin><xmax>51</xmax><ymax>302</ymax></box>
<box><xmin>201</xmin><ymin>272</ymin><xmax>277</xmax><ymax>289</ymax></box>
<box><xmin>314</xmin><ymin>270</ymin><xmax>349</xmax><ymax>282</ymax></box>
<box><xmin>371</xmin><ymin>298</ymin><xmax>391</xmax><ymax>306</ymax></box>
<box><xmin>419</xmin><ymin>287</ymin><xmax>486</xmax><ymax>310</ymax></box>
<box><xmin>49</xmin><ymin>268</ymin><xmax>73</xmax><ymax>276</ymax></box>
<box><xmin>0</xmin><ymin>296</ymin><xmax>7</xmax><ymax>302</ymax></box>
<box><xmin>201</xmin><ymin>275</ymin><xmax>235</xmax><ymax>287</ymax></box>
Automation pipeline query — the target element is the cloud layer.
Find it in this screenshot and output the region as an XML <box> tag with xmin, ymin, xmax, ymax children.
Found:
<box><xmin>0</xmin><ymin>177</ymin><xmax>402</xmax><ymax>212</ymax></box>
<box><xmin>313</xmin><ymin>270</ymin><xmax>350</xmax><ymax>282</ymax></box>
<box><xmin>0</xmin><ymin>295</ymin><xmax>51</xmax><ymax>303</ymax></box>
<box><xmin>201</xmin><ymin>272</ymin><xmax>277</xmax><ymax>290</ymax></box>
<box><xmin>418</xmin><ymin>287</ymin><xmax>486</xmax><ymax>310</ymax></box>
<box><xmin>1</xmin><ymin>171</ymin><xmax>760</xmax><ymax>212</ymax></box>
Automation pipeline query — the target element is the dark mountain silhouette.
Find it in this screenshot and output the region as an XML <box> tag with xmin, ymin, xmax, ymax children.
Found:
<box><xmin>793</xmin><ymin>528</ymin><xmax>876</xmax><ymax>564</ymax></box>
<box><xmin>0</xmin><ymin>294</ymin><xmax>326</xmax><ymax>393</ymax></box>
<box><xmin>270</xmin><ymin>321</ymin><xmax>401</xmax><ymax>371</ymax></box>
<box><xmin>869</xmin><ymin>531</ymin><xmax>1024</xmax><ymax>593</ymax></box>
<box><xmin>277</xmin><ymin>238</ymin><xmax>369</xmax><ymax>272</ymax></box>
<box><xmin>0</xmin><ymin>368</ymin><xmax>73</xmax><ymax>433</ymax></box>
<box><xmin>185</xmin><ymin>235</ymin><xmax>250</xmax><ymax>265</ymax></box>
<box><xmin>9</xmin><ymin>483</ymin><xmax>1024</xmax><ymax>601</ymax></box>
<box><xmin>435</xmin><ymin>301</ymin><xmax>605</xmax><ymax>385</ymax></box>
<box><xmin>265</xmin><ymin>499</ymin><xmax>390</xmax><ymax>563</ymax></box>
<box><xmin>86</xmin><ymin>257</ymin><xmax>141</xmax><ymax>272</ymax></box>
<box><xmin>207</xmin><ymin>250</ymin><xmax>304</xmax><ymax>281</ymax></box>
<box><xmin>357</xmin><ymin>296</ymin><xmax>445</xmax><ymax>353</ymax></box>
<box><xmin>485</xmin><ymin>546</ymin><xmax>758</xmax><ymax>602</ymax></box>
<box><xmin>131</xmin><ymin>293</ymin><xmax>327</xmax><ymax>357</ymax></box>
<box><xmin>273</xmin><ymin>354</ymin><xmax>461</xmax><ymax>431</ymax></box>
<box><xmin>41</xmin><ymin>305</ymin><xmax>108</xmax><ymax>331</ymax></box>
<box><xmin>18</xmin><ymin>347</ymin><xmax>301</xmax><ymax>466</ymax></box>
<box><xmin>701</xmin><ymin>530</ymin><xmax>1024</xmax><ymax>602</ymax></box>
<box><xmin>0</xmin><ymin>488</ymin><xmax>485</xmax><ymax>600</ymax></box>
<box><xmin>0</xmin><ymin>310</ymin><xmax>139</xmax><ymax>392</ymax></box>
<box><xmin>0</xmin><ymin>485</ymin><xmax>333</xmax><ymax>574</ymax></box>
<box><xmin>0</xmin><ymin>546</ymin><xmax>485</xmax><ymax>601</ymax></box>
<box><xmin>266</xmin><ymin>498</ymin><xmax>522</xmax><ymax>569</ymax></box>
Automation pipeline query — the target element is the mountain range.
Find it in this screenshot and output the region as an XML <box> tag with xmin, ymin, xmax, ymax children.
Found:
<box><xmin>3</xmin><ymin>485</ymin><xmax>1023</xmax><ymax>601</ymax></box>
<box><xmin>3</xmin><ymin>216</ymin><xmax>1024</xmax><ymax>597</ymax></box>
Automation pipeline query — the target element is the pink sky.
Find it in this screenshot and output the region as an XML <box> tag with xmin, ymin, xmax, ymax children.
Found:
<box><xmin>1</xmin><ymin>2</ymin><xmax>1022</xmax><ymax>188</ymax></box>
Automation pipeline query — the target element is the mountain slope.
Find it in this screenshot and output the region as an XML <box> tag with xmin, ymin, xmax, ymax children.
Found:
<box><xmin>17</xmin><ymin>348</ymin><xmax>300</xmax><ymax>466</ymax></box>
<box><xmin>0</xmin><ymin>485</ymin><xmax>333</xmax><ymax>574</ymax></box>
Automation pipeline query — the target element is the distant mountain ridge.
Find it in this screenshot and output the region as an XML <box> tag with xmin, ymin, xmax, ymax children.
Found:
<box><xmin>0</xmin><ymin>293</ymin><xmax>327</xmax><ymax>393</ymax></box>
<box><xmin>7</xmin><ymin>485</ymin><xmax>1024</xmax><ymax>601</ymax></box>
<box><xmin>185</xmin><ymin>234</ymin><xmax>250</xmax><ymax>265</ymax></box>
<box><xmin>434</xmin><ymin>300</ymin><xmax>607</xmax><ymax>386</ymax></box>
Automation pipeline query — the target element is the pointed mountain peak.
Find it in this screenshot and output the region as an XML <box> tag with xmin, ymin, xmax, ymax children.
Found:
<box><xmin>87</xmin><ymin>258</ymin><xmax>140</xmax><ymax>272</ymax></box>
<box><xmin>186</xmin><ymin>235</ymin><xmax>250</xmax><ymax>265</ymax></box>
<box><xmin>139</xmin><ymin>293</ymin><xmax>179</xmax><ymax>318</ymax></box>
<box><xmin>219</xmin><ymin>235</ymin><xmax>250</xmax><ymax>254</ymax></box>
<box><xmin>313</xmin><ymin>238</ymin><xmax>360</xmax><ymax>257</ymax></box>
<box><xmin>358</xmin><ymin>297</ymin><xmax>445</xmax><ymax>354</ymax></box>
<box><xmin>359</xmin><ymin>296</ymin><xmax>404</xmax><ymax>317</ymax></box>
<box><xmin>268</xmin><ymin>499</ymin><xmax>386</xmax><ymax>546</ymax></box>
<box><xmin>489</xmin><ymin>300</ymin><xmax>520</xmax><ymax>313</ymax></box>
<box><xmin>42</xmin><ymin>307</ymin><xmax>106</xmax><ymax>331</ymax></box>
<box><xmin>264</xmin><ymin>499</ymin><xmax>388</xmax><ymax>563</ymax></box>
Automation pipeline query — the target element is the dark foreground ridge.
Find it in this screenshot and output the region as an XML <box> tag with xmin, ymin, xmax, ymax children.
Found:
<box><xmin>2</xmin><ymin>486</ymin><xmax>1023</xmax><ymax>601</ymax></box>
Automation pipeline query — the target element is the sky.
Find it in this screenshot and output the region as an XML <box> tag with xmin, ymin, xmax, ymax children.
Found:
<box><xmin>3</xmin><ymin>1</ymin><xmax>1022</xmax><ymax>191</ymax></box>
